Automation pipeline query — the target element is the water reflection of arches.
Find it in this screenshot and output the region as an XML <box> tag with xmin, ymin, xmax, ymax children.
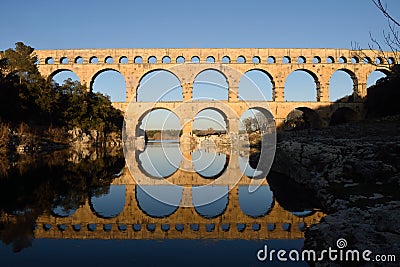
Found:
<box><xmin>238</xmin><ymin>185</ymin><xmax>274</xmax><ymax>218</ymax></box>
<box><xmin>192</xmin><ymin>149</ymin><xmax>229</xmax><ymax>178</ymax></box>
<box><xmin>51</xmin><ymin>196</ymin><xmax>78</xmax><ymax>218</ymax></box>
<box><xmin>136</xmin><ymin>142</ymin><xmax>182</xmax><ymax>178</ymax></box>
<box><xmin>89</xmin><ymin>185</ymin><xmax>126</xmax><ymax>218</ymax></box>
<box><xmin>192</xmin><ymin>185</ymin><xmax>229</xmax><ymax>218</ymax></box>
<box><xmin>291</xmin><ymin>210</ymin><xmax>315</xmax><ymax>217</ymax></box>
<box><xmin>136</xmin><ymin>185</ymin><xmax>182</xmax><ymax>218</ymax></box>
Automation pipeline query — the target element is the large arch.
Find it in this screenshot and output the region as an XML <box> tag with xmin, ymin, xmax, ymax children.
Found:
<box><xmin>284</xmin><ymin>69</ymin><xmax>320</xmax><ymax>102</ymax></box>
<box><xmin>192</xmin><ymin>185</ymin><xmax>229</xmax><ymax>218</ymax></box>
<box><xmin>239</xmin><ymin>185</ymin><xmax>274</xmax><ymax>218</ymax></box>
<box><xmin>367</xmin><ymin>69</ymin><xmax>389</xmax><ymax>87</ymax></box>
<box><xmin>136</xmin><ymin>185</ymin><xmax>182</xmax><ymax>218</ymax></box>
<box><xmin>329</xmin><ymin>69</ymin><xmax>356</xmax><ymax>102</ymax></box>
<box><xmin>193</xmin><ymin>107</ymin><xmax>228</xmax><ymax>133</ymax></box>
<box><xmin>193</xmin><ymin>69</ymin><xmax>229</xmax><ymax>100</ymax></box>
<box><xmin>49</xmin><ymin>69</ymin><xmax>80</xmax><ymax>85</ymax></box>
<box><xmin>238</xmin><ymin>69</ymin><xmax>274</xmax><ymax>101</ymax></box>
<box><xmin>89</xmin><ymin>185</ymin><xmax>126</xmax><ymax>219</ymax></box>
<box><xmin>136</xmin><ymin>108</ymin><xmax>182</xmax><ymax>139</ymax></box>
<box><xmin>90</xmin><ymin>68</ymin><xmax>126</xmax><ymax>102</ymax></box>
<box><xmin>284</xmin><ymin>107</ymin><xmax>323</xmax><ymax>130</ymax></box>
<box><xmin>136</xmin><ymin>69</ymin><xmax>183</xmax><ymax>102</ymax></box>
<box><xmin>330</xmin><ymin>107</ymin><xmax>359</xmax><ymax>125</ymax></box>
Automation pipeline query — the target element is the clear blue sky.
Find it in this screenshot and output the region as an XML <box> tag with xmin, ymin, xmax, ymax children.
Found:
<box><xmin>1</xmin><ymin>0</ymin><xmax>398</xmax><ymax>129</ymax></box>
<box><xmin>1</xmin><ymin>0</ymin><xmax>398</xmax><ymax>50</ymax></box>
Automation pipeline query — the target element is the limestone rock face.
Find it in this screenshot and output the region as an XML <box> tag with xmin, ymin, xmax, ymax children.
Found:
<box><xmin>272</xmin><ymin>120</ymin><xmax>400</xmax><ymax>266</ymax></box>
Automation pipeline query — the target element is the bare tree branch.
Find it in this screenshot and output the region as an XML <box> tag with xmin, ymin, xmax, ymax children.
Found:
<box><xmin>372</xmin><ymin>0</ymin><xmax>400</xmax><ymax>27</ymax></box>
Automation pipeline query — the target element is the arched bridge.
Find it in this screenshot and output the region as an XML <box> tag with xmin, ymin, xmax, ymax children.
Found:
<box><xmin>35</xmin><ymin>48</ymin><xmax>395</xmax><ymax>130</ymax></box>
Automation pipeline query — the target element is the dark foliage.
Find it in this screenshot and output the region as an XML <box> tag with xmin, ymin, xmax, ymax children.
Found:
<box><xmin>0</xmin><ymin>42</ymin><xmax>123</xmax><ymax>132</ymax></box>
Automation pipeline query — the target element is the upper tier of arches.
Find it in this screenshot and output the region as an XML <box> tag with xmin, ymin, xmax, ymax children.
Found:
<box><xmin>36</xmin><ymin>48</ymin><xmax>395</xmax><ymax>103</ymax></box>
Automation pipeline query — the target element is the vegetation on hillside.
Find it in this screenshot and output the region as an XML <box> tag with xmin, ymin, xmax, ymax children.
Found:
<box><xmin>0</xmin><ymin>42</ymin><xmax>123</xmax><ymax>150</ymax></box>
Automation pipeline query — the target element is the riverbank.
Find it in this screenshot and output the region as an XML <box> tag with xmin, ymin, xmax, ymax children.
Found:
<box><xmin>272</xmin><ymin>116</ymin><xmax>400</xmax><ymax>266</ymax></box>
<box><xmin>0</xmin><ymin>122</ymin><xmax>122</xmax><ymax>154</ymax></box>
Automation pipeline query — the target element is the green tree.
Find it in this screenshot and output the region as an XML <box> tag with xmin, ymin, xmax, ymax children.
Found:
<box><xmin>3</xmin><ymin>42</ymin><xmax>39</xmax><ymax>85</ymax></box>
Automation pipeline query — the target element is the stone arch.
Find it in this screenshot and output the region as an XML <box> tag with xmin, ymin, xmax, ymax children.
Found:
<box><xmin>136</xmin><ymin>107</ymin><xmax>182</xmax><ymax>135</ymax></box>
<box><xmin>75</xmin><ymin>56</ymin><xmax>83</xmax><ymax>64</ymax></box>
<box><xmin>134</xmin><ymin>56</ymin><xmax>143</xmax><ymax>64</ymax></box>
<box><xmin>239</xmin><ymin>107</ymin><xmax>276</xmax><ymax>178</ymax></box>
<box><xmin>191</xmin><ymin>56</ymin><xmax>200</xmax><ymax>63</ymax></box>
<box><xmin>238</xmin><ymin>69</ymin><xmax>275</xmax><ymax>101</ymax></box>
<box><xmin>193</xmin><ymin>107</ymin><xmax>229</xmax><ymax>132</ymax></box>
<box><xmin>136</xmin><ymin>69</ymin><xmax>182</xmax><ymax>102</ymax></box>
<box><xmin>252</xmin><ymin>56</ymin><xmax>261</xmax><ymax>64</ymax></box>
<box><xmin>60</xmin><ymin>57</ymin><xmax>69</xmax><ymax>64</ymax></box>
<box><xmin>192</xmin><ymin>185</ymin><xmax>229</xmax><ymax>218</ymax></box>
<box><xmin>330</xmin><ymin>107</ymin><xmax>359</xmax><ymax>125</ymax></box>
<box><xmin>193</xmin><ymin>69</ymin><xmax>229</xmax><ymax>101</ymax></box>
<box><xmin>297</xmin><ymin>56</ymin><xmax>306</xmax><ymax>64</ymax></box>
<box><xmin>90</xmin><ymin>68</ymin><xmax>126</xmax><ymax>102</ymax></box>
<box><xmin>284</xmin><ymin>107</ymin><xmax>323</xmax><ymax>130</ymax></box>
<box><xmin>237</xmin><ymin>55</ymin><xmax>246</xmax><ymax>63</ymax></box>
<box><xmin>192</xmin><ymin>149</ymin><xmax>229</xmax><ymax>179</ymax></box>
<box><xmin>105</xmin><ymin>56</ymin><xmax>114</xmax><ymax>64</ymax></box>
<box><xmin>332</xmin><ymin>68</ymin><xmax>358</xmax><ymax>99</ymax></box>
<box><xmin>49</xmin><ymin>68</ymin><xmax>80</xmax><ymax>81</ymax></box>
<box><xmin>239</xmin><ymin>185</ymin><xmax>274</xmax><ymax>217</ymax></box>
<box><xmin>49</xmin><ymin>69</ymin><xmax>81</xmax><ymax>86</ymax></box>
<box><xmin>51</xmin><ymin>200</ymin><xmax>77</xmax><ymax>218</ymax></box>
<box><xmin>282</xmin><ymin>56</ymin><xmax>291</xmax><ymax>64</ymax></box>
<box><xmin>89</xmin><ymin>185</ymin><xmax>126</xmax><ymax>219</ymax></box>
<box><xmin>367</xmin><ymin>69</ymin><xmax>389</xmax><ymax>87</ymax></box>
<box><xmin>221</xmin><ymin>56</ymin><xmax>230</xmax><ymax>63</ymax></box>
<box><xmin>312</xmin><ymin>56</ymin><xmax>321</xmax><ymax>64</ymax></box>
<box><xmin>267</xmin><ymin>56</ymin><xmax>276</xmax><ymax>64</ymax></box>
<box><xmin>119</xmin><ymin>56</ymin><xmax>128</xmax><ymax>64</ymax></box>
<box><xmin>351</xmin><ymin>56</ymin><xmax>359</xmax><ymax>64</ymax></box>
<box><xmin>162</xmin><ymin>56</ymin><xmax>171</xmax><ymax>63</ymax></box>
<box><xmin>387</xmin><ymin>57</ymin><xmax>395</xmax><ymax>64</ymax></box>
<box><xmin>136</xmin><ymin>185</ymin><xmax>182</xmax><ymax>218</ymax></box>
<box><xmin>176</xmin><ymin>56</ymin><xmax>185</xmax><ymax>63</ymax></box>
<box><xmin>45</xmin><ymin>57</ymin><xmax>54</xmax><ymax>64</ymax></box>
<box><xmin>284</xmin><ymin>69</ymin><xmax>320</xmax><ymax>102</ymax></box>
<box><xmin>330</xmin><ymin>69</ymin><xmax>357</xmax><ymax>102</ymax></box>
<box><xmin>135</xmin><ymin>141</ymin><xmax>182</xmax><ymax>178</ymax></box>
<box><xmin>338</xmin><ymin>56</ymin><xmax>347</xmax><ymax>63</ymax></box>
<box><xmin>89</xmin><ymin>56</ymin><xmax>98</xmax><ymax>64</ymax></box>
<box><xmin>206</xmin><ymin>56</ymin><xmax>215</xmax><ymax>63</ymax></box>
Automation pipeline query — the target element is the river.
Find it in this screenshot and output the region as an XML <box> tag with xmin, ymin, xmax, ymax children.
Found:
<box><xmin>0</xmin><ymin>143</ymin><xmax>325</xmax><ymax>266</ymax></box>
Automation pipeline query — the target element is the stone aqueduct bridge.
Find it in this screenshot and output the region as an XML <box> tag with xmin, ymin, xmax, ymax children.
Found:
<box><xmin>34</xmin><ymin>48</ymin><xmax>394</xmax><ymax>132</ymax></box>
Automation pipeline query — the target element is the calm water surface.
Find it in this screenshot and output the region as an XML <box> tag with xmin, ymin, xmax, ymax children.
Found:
<box><xmin>0</xmin><ymin>143</ymin><xmax>324</xmax><ymax>267</ymax></box>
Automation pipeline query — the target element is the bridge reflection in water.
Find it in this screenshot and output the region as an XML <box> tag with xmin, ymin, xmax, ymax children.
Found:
<box><xmin>35</xmin><ymin>143</ymin><xmax>325</xmax><ymax>241</ymax></box>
